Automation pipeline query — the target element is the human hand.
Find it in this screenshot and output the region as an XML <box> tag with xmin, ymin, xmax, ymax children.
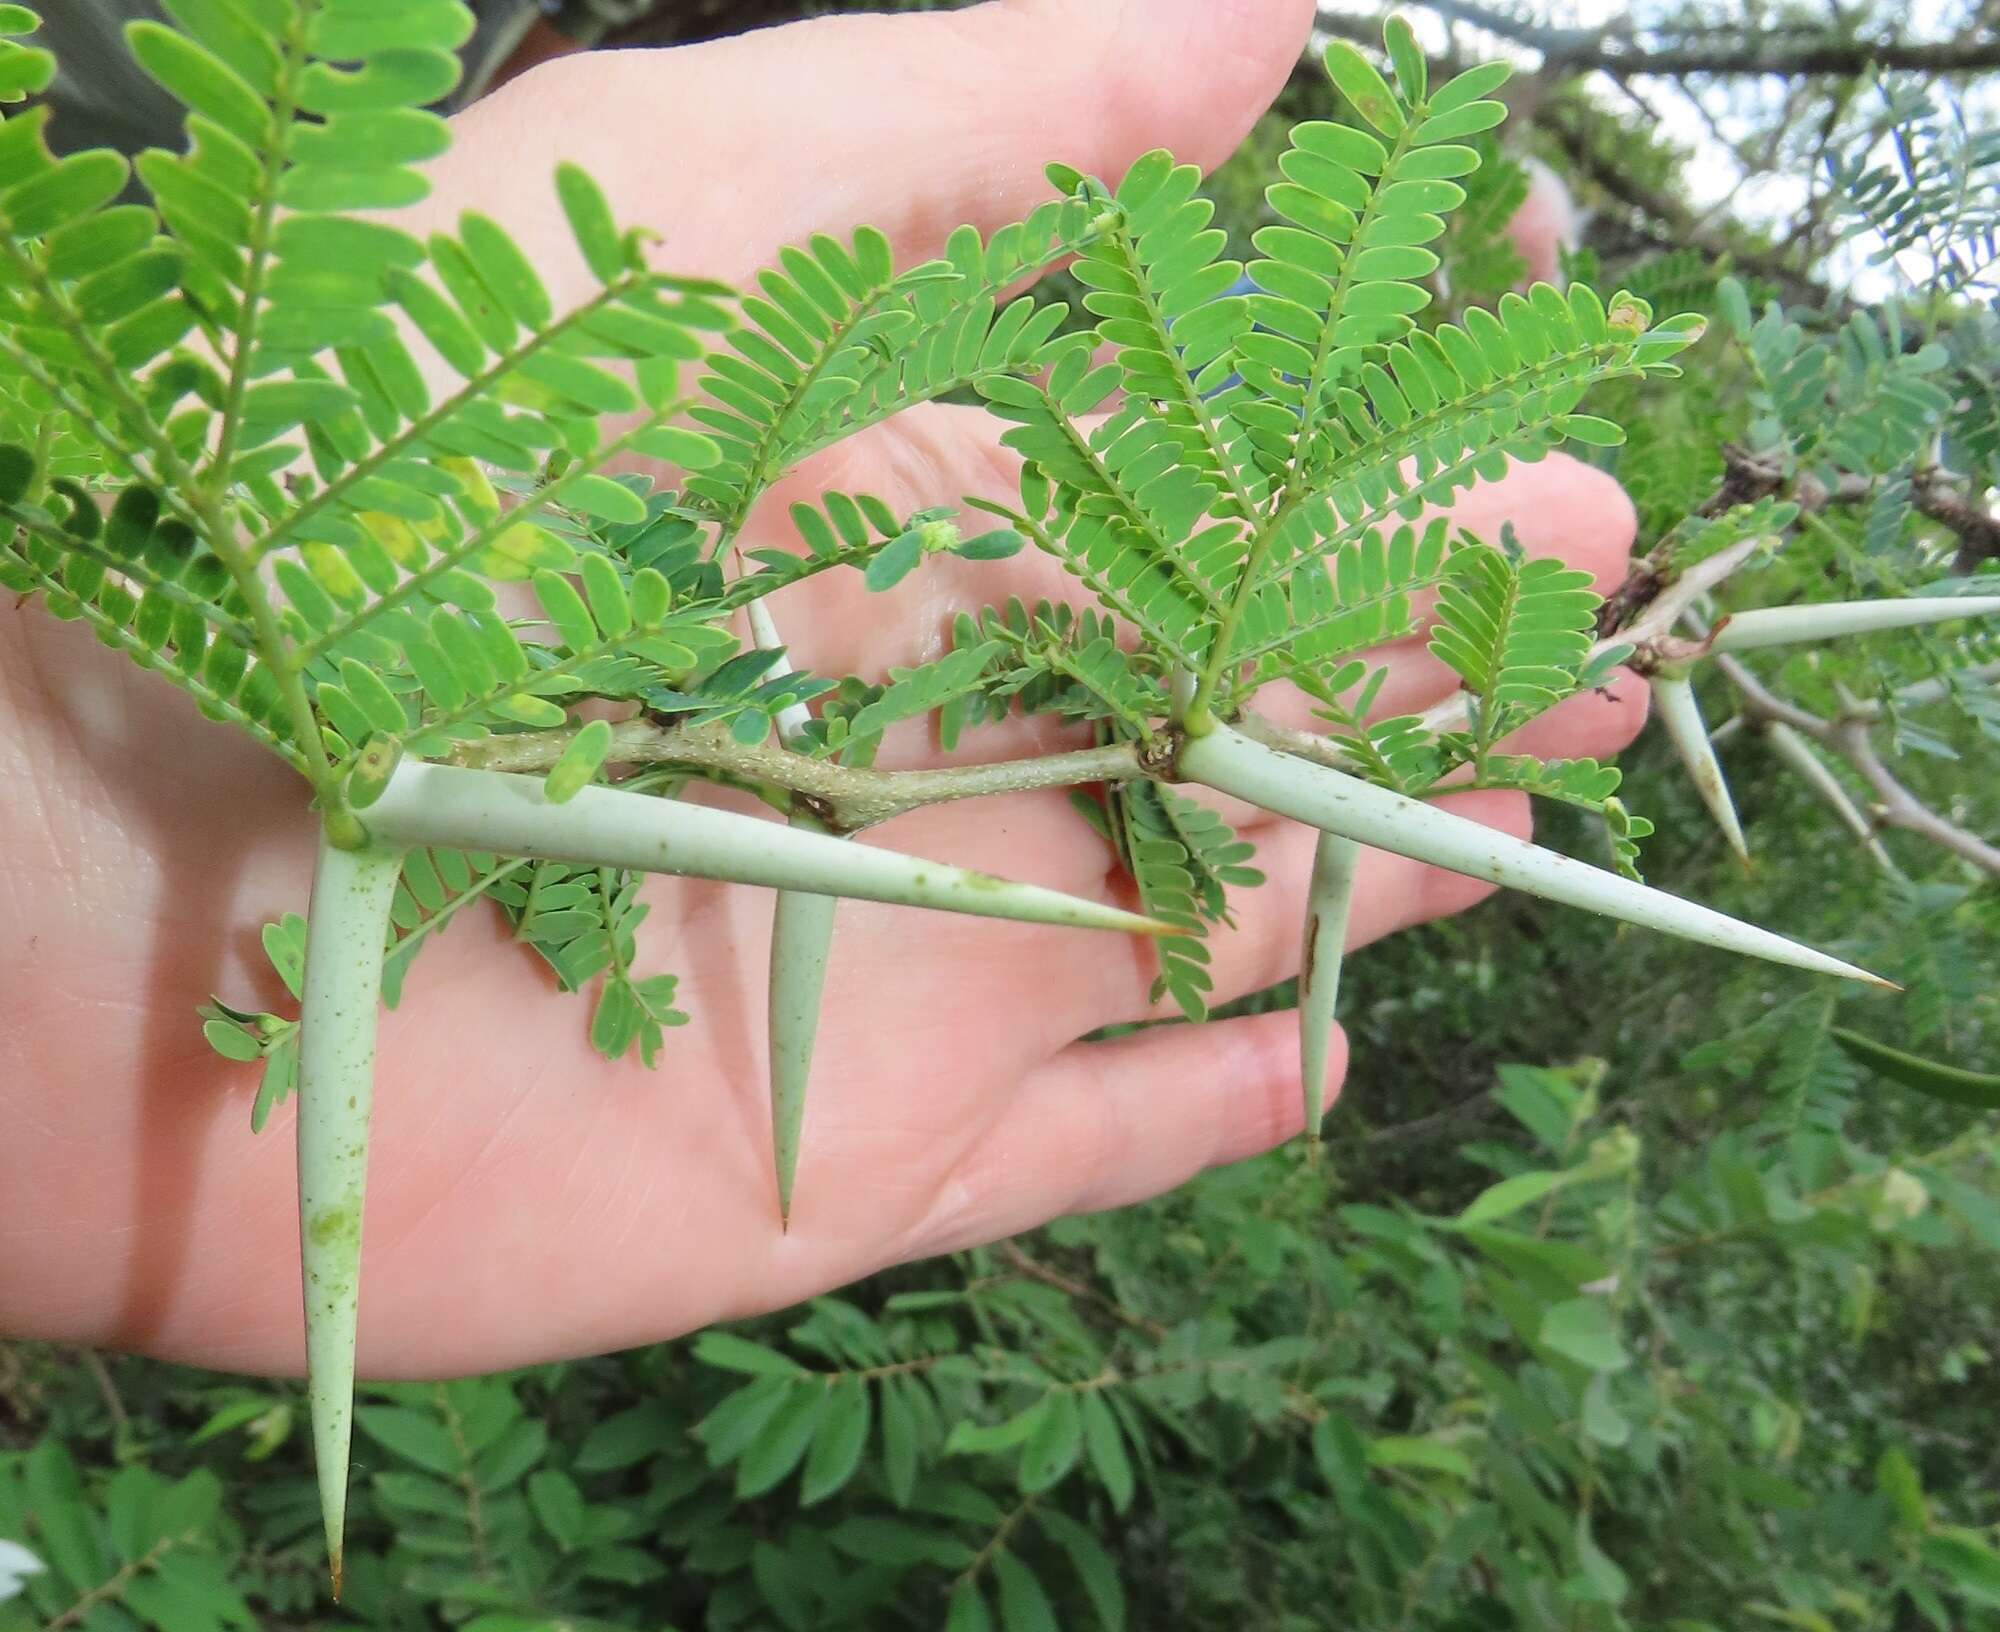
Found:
<box><xmin>0</xmin><ymin>0</ymin><xmax>1643</xmax><ymax>1376</ymax></box>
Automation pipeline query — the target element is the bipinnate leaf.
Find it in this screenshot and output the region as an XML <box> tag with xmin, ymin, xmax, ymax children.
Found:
<box><xmin>1430</xmin><ymin>547</ymin><xmax>1598</xmax><ymax>747</ymax></box>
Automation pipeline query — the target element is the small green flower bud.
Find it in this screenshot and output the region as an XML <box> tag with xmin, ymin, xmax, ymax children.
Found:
<box><xmin>1868</xmin><ymin>1168</ymin><xmax>1929</xmax><ymax>1231</ymax></box>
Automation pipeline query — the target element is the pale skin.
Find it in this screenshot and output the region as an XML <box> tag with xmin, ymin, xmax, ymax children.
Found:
<box><xmin>0</xmin><ymin>0</ymin><xmax>1649</xmax><ymax>1376</ymax></box>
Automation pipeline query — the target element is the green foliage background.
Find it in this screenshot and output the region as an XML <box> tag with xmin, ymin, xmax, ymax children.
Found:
<box><xmin>5</xmin><ymin>2</ymin><xmax>2000</xmax><ymax>1629</ymax></box>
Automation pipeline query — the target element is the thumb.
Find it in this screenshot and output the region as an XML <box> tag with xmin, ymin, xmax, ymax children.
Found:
<box><xmin>1506</xmin><ymin>158</ymin><xmax>1583</xmax><ymax>286</ymax></box>
<box><xmin>448</xmin><ymin>0</ymin><xmax>1315</xmax><ymax>297</ymax></box>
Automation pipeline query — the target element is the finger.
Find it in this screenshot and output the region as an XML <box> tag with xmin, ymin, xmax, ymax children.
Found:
<box><xmin>1237</xmin><ymin>451</ymin><xmax>1641</xmax><ymax>739</ymax></box>
<box><xmin>1490</xmin><ymin>666</ymin><xmax>1649</xmax><ymax>760</ymax></box>
<box><xmin>475</xmin><ymin>0</ymin><xmax>1315</xmax><ymax>299</ymax></box>
<box><xmin>1436</xmin><ymin>450</ymin><xmax>1639</xmax><ymax>599</ymax></box>
<box><xmin>1505</xmin><ymin>160</ymin><xmax>1583</xmax><ymax>286</ymax></box>
<box><xmin>905</xmin><ymin>1008</ymin><xmax>1317</xmax><ymax>1255</ymax></box>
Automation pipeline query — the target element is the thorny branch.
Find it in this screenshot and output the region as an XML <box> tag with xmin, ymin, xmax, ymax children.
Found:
<box><xmin>1718</xmin><ymin>653</ymin><xmax>2000</xmax><ymax>877</ymax></box>
<box><xmin>450</xmin><ymin>719</ymin><xmax>1148</xmax><ymax>832</ymax></box>
<box><xmin>1413</xmin><ymin>436</ymin><xmax>1999</xmax><ymax>875</ymax></box>
<box><xmin>456</xmin><ymin>451</ymin><xmax>1993</xmax><ymax>864</ymax></box>
<box><xmin>1596</xmin><ymin>445</ymin><xmax>1996</xmax><ymax>637</ymax></box>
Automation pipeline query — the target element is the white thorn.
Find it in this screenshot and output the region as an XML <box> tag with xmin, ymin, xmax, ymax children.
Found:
<box><xmin>1651</xmin><ymin>674</ymin><xmax>1749</xmax><ymax>865</ymax></box>
<box><xmin>361</xmin><ymin>762</ymin><xmax>1169</xmax><ymax>936</ymax></box>
<box><xmin>1711</xmin><ymin>597</ymin><xmax>2000</xmax><ymax>653</ymax></box>
<box><xmin>1180</xmin><ymin>724</ymin><xmax>1891</xmax><ymax>987</ymax></box>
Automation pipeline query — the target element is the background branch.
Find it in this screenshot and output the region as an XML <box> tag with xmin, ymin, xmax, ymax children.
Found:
<box><xmin>1429</xmin><ymin>1</ymin><xmax>2000</xmax><ymax>77</ymax></box>
<box><xmin>1717</xmin><ymin>654</ymin><xmax>2000</xmax><ymax>877</ymax></box>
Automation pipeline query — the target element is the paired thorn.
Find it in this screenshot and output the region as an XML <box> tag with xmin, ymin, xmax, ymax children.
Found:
<box><xmin>749</xmin><ymin>601</ymin><xmax>839</xmax><ymax>1233</ymax></box>
<box><xmin>1650</xmin><ymin>674</ymin><xmax>1750</xmax><ymax>867</ymax></box>
<box><xmin>1299</xmin><ymin>832</ymin><xmax>1359</xmax><ymax>1152</ymax></box>
<box><xmin>295</xmin><ymin>751</ymin><xmax>1166</xmax><ymax>1578</ymax></box>
<box><xmin>296</xmin><ymin>831</ymin><xmax>406</xmax><ymax>1603</ymax></box>
<box><xmin>1179</xmin><ymin>724</ymin><xmax>1892</xmax><ymax>989</ymax></box>
<box><xmin>360</xmin><ymin>762</ymin><xmax>1170</xmax><ymax>937</ymax></box>
<box><xmin>1709</xmin><ymin>595</ymin><xmax>2000</xmax><ymax>653</ymax></box>
<box><xmin>769</xmin><ymin>863</ymin><xmax>837</xmax><ymax>1229</ymax></box>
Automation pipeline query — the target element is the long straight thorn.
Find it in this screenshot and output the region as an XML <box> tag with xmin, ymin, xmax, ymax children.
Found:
<box><xmin>360</xmin><ymin>762</ymin><xmax>1172</xmax><ymax>937</ymax></box>
<box><xmin>747</xmin><ymin>600</ymin><xmax>835</xmax><ymax>1231</ymax></box>
<box><xmin>1181</xmin><ymin>724</ymin><xmax>1893</xmax><ymax>988</ymax></box>
<box><xmin>1300</xmin><ymin>831</ymin><xmax>1359</xmax><ymax>1157</ymax></box>
<box><xmin>1651</xmin><ymin>673</ymin><xmax>1750</xmax><ymax>867</ymax></box>
<box><xmin>295</xmin><ymin>830</ymin><xmax>406</xmax><ymax>1599</ymax></box>
<box><xmin>1711</xmin><ymin>596</ymin><xmax>2000</xmax><ymax>652</ymax></box>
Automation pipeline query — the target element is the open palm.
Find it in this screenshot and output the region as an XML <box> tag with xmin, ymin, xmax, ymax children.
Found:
<box><xmin>0</xmin><ymin>0</ymin><xmax>1646</xmax><ymax>1376</ymax></box>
